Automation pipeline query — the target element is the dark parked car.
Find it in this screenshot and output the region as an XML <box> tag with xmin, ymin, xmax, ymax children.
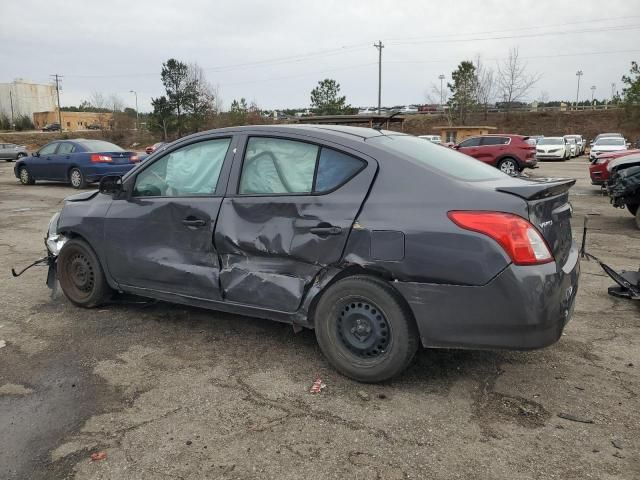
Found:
<box><xmin>145</xmin><ymin>142</ymin><xmax>167</xmax><ymax>155</ymax></box>
<box><xmin>14</xmin><ymin>139</ymin><xmax>140</xmax><ymax>189</ymax></box>
<box><xmin>42</xmin><ymin>123</ymin><xmax>61</xmax><ymax>131</ymax></box>
<box><xmin>86</xmin><ymin>123</ymin><xmax>101</xmax><ymax>130</ymax></box>
<box><xmin>42</xmin><ymin>125</ymin><xmax>579</xmax><ymax>382</ymax></box>
<box><xmin>455</xmin><ymin>134</ymin><xmax>537</xmax><ymax>175</ymax></box>
<box><xmin>589</xmin><ymin>149</ymin><xmax>640</xmax><ymax>185</ymax></box>
<box><xmin>0</xmin><ymin>143</ymin><xmax>28</xmax><ymax>162</ymax></box>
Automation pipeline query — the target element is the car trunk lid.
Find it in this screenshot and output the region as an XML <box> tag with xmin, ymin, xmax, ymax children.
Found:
<box><xmin>495</xmin><ymin>177</ymin><xmax>576</xmax><ymax>266</ymax></box>
<box><xmin>101</xmin><ymin>151</ymin><xmax>137</xmax><ymax>164</ymax></box>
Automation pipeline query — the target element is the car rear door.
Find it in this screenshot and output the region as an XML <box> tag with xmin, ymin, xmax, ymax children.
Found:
<box><xmin>104</xmin><ymin>135</ymin><xmax>237</xmax><ymax>300</ymax></box>
<box><xmin>479</xmin><ymin>136</ymin><xmax>509</xmax><ymax>166</ymax></box>
<box><xmin>50</xmin><ymin>142</ymin><xmax>76</xmax><ymax>180</ymax></box>
<box><xmin>214</xmin><ymin>133</ymin><xmax>376</xmax><ymax>312</ymax></box>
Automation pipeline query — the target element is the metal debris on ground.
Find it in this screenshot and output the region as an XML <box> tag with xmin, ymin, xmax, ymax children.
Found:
<box><xmin>612</xmin><ymin>439</ymin><xmax>623</xmax><ymax>450</ymax></box>
<box><xmin>0</xmin><ymin>340</ymin><xmax>6</xmax><ymax>349</ymax></box>
<box><xmin>90</xmin><ymin>451</ymin><xmax>107</xmax><ymax>462</ymax></box>
<box><xmin>357</xmin><ymin>390</ymin><xmax>370</xmax><ymax>401</ymax></box>
<box><xmin>309</xmin><ymin>377</ymin><xmax>326</xmax><ymax>394</ymax></box>
<box><xmin>557</xmin><ymin>412</ymin><xmax>594</xmax><ymax>424</ymax></box>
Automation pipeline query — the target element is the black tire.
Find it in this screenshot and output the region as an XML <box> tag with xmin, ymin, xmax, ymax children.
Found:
<box><xmin>18</xmin><ymin>166</ymin><xmax>35</xmax><ymax>185</ymax></box>
<box><xmin>57</xmin><ymin>238</ymin><xmax>112</xmax><ymax>308</ymax></box>
<box><xmin>626</xmin><ymin>203</ymin><xmax>639</xmax><ymax>216</ymax></box>
<box><xmin>314</xmin><ymin>275</ymin><xmax>419</xmax><ymax>383</ymax></box>
<box><xmin>498</xmin><ymin>158</ymin><xmax>519</xmax><ymax>176</ymax></box>
<box><xmin>5</xmin><ymin>158</ymin><xmax>12</xmax><ymax>162</ymax></box>
<box><xmin>69</xmin><ymin>167</ymin><xmax>86</xmax><ymax>189</ymax></box>
<box><xmin>16</xmin><ymin>153</ymin><xmax>26</xmax><ymax>160</ymax></box>
<box><xmin>636</xmin><ymin>208</ymin><xmax>640</xmax><ymax>230</ymax></box>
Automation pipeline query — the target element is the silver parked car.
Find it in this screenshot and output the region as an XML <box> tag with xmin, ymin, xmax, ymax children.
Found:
<box><xmin>0</xmin><ymin>143</ymin><xmax>29</xmax><ymax>162</ymax></box>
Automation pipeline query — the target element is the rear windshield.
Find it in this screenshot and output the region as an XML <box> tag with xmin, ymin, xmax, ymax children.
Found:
<box><xmin>596</xmin><ymin>138</ymin><xmax>625</xmax><ymax>146</ymax></box>
<box><xmin>77</xmin><ymin>140</ymin><xmax>124</xmax><ymax>152</ymax></box>
<box><xmin>538</xmin><ymin>138</ymin><xmax>564</xmax><ymax>145</ymax></box>
<box><xmin>368</xmin><ymin>135</ymin><xmax>505</xmax><ymax>181</ymax></box>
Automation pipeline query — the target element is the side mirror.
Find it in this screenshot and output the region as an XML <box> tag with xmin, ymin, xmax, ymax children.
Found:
<box><xmin>99</xmin><ymin>175</ymin><xmax>123</xmax><ymax>195</ymax></box>
<box><xmin>33</xmin><ymin>151</ymin><xmax>40</xmax><ymax>157</ymax></box>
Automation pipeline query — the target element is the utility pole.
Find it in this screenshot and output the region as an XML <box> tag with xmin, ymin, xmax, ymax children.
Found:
<box><xmin>50</xmin><ymin>74</ymin><xmax>63</xmax><ymax>132</ymax></box>
<box><xmin>438</xmin><ymin>74</ymin><xmax>445</xmax><ymax>108</ymax></box>
<box><xmin>575</xmin><ymin>70</ymin><xmax>583</xmax><ymax>110</ymax></box>
<box><xmin>129</xmin><ymin>90</ymin><xmax>139</xmax><ymax>130</ymax></box>
<box><xmin>9</xmin><ymin>90</ymin><xmax>14</xmax><ymax>130</ymax></box>
<box><xmin>374</xmin><ymin>40</ymin><xmax>384</xmax><ymax>114</ymax></box>
<box><xmin>590</xmin><ymin>85</ymin><xmax>596</xmax><ymax>108</ymax></box>
<box><xmin>611</xmin><ymin>82</ymin><xmax>616</xmax><ymax>102</ymax></box>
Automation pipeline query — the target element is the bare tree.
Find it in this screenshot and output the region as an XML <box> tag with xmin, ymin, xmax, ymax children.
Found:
<box><xmin>107</xmin><ymin>94</ymin><xmax>124</xmax><ymax>112</ymax></box>
<box><xmin>424</xmin><ymin>84</ymin><xmax>453</xmax><ymax>126</ymax></box>
<box><xmin>186</xmin><ymin>62</ymin><xmax>221</xmax><ymax>131</ymax></box>
<box><xmin>89</xmin><ymin>91</ymin><xmax>106</xmax><ymax>109</ymax></box>
<box><xmin>496</xmin><ymin>47</ymin><xmax>541</xmax><ymax>115</ymax></box>
<box><xmin>475</xmin><ymin>56</ymin><xmax>496</xmax><ymax>120</ymax></box>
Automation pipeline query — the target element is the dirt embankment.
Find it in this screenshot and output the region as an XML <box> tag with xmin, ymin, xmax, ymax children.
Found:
<box><xmin>403</xmin><ymin>109</ymin><xmax>640</xmax><ymax>141</ymax></box>
<box><xmin>0</xmin><ymin>130</ymin><xmax>157</xmax><ymax>152</ymax></box>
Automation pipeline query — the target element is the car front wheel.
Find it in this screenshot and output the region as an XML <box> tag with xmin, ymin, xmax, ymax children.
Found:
<box><xmin>314</xmin><ymin>275</ymin><xmax>419</xmax><ymax>383</ymax></box>
<box><xmin>69</xmin><ymin>168</ymin><xmax>86</xmax><ymax>189</ymax></box>
<box><xmin>18</xmin><ymin>166</ymin><xmax>35</xmax><ymax>185</ymax></box>
<box><xmin>498</xmin><ymin>158</ymin><xmax>519</xmax><ymax>176</ymax></box>
<box><xmin>57</xmin><ymin>238</ymin><xmax>112</xmax><ymax>308</ymax></box>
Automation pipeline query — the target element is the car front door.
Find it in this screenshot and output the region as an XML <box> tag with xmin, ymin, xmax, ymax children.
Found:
<box><xmin>0</xmin><ymin>144</ymin><xmax>7</xmax><ymax>159</ymax></box>
<box><xmin>30</xmin><ymin>142</ymin><xmax>59</xmax><ymax>178</ymax></box>
<box><xmin>104</xmin><ymin>135</ymin><xmax>236</xmax><ymax>300</ymax></box>
<box><xmin>456</xmin><ymin>136</ymin><xmax>481</xmax><ymax>159</ymax></box>
<box><xmin>214</xmin><ymin>134</ymin><xmax>376</xmax><ymax>312</ymax></box>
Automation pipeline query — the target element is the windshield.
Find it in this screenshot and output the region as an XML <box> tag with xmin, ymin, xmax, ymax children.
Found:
<box><xmin>596</xmin><ymin>138</ymin><xmax>625</xmax><ymax>146</ymax></box>
<box><xmin>367</xmin><ymin>135</ymin><xmax>504</xmax><ymax>181</ymax></box>
<box><xmin>538</xmin><ymin>138</ymin><xmax>564</xmax><ymax>145</ymax></box>
<box><xmin>77</xmin><ymin>140</ymin><xmax>125</xmax><ymax>152</ymax></box>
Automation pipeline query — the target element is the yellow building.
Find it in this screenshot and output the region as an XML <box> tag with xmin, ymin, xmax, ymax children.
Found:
<box><xmin>434</xmin><ymin>126</ymin><xmax>497</xmax><ymax>144</ymax></box>
<box><xmin>33</xmin><ymin>110</ymin><xmax>113</xmax><ymax>131</ymax></box>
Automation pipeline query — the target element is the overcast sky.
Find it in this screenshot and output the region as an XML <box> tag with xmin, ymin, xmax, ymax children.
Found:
<box><xmin>1</xmin><ymin>0</ymin><xmax>639</xmax><ymax>112</ymax></box>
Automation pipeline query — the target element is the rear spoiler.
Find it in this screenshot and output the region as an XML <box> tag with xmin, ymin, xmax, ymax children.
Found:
<box><xmin>496</xmin><ymin>178</ymin><xmax>576</xmax><ymax>201</ymax></box>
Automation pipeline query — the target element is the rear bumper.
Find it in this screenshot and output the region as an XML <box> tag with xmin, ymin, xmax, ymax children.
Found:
<box><xmin>395</xmin><ymin>243</ymin><xmax>580</xmax><ymax>350</ymax></box>
<box><xmin>523</xmin><ymin>157</ymin><xmax>538</xmax><ymax>169</ymax></box>
<box><xmin>83</xmin><ymin>164</ymin><xmax>136</xmax><ymax>182</ymax></box>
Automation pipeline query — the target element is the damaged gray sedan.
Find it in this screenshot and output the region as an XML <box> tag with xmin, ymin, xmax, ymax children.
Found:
<box><xmin>41</xmin><ymin>125</ymin><xmax>579</xmax><ymax>382</ymax></box>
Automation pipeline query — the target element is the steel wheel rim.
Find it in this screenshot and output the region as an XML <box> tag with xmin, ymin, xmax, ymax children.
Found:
<box><xmin>336</xmin><ymin>300</ymin><xmax>391</xmax><ymax>359</ymax></box>
<box><xmin>70</xmin><ymin>170</ymin><xmax>81</xmax><ymax>187</ymax></box>
<box><xmin>500</xmin><ymin>160</ymin><xmax>516</xmax><ymax>175</ymax></box>
<box><xmin>20</xmin><ymin>168</ymin><xmax>29</xmax><ymax>183</ymax></box>
<box><xmin>66</xmin><ymin>252</ymin><xmax>95</xmax><ymax>296</ymax></box>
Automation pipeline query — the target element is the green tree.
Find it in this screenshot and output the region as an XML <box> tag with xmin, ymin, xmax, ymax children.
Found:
<box><xmin>161</xmin><ymin>58</ymin><xmax>195</xmax><ymax>136</ymax></box>
<box><xmin>447</xmin><ymin>61</ymin><xmax>478</xmax><ymax>124</ymax></box>
<box><xmin>150</xmin><ymin>96</ymin><xmax>173</xmax><ymax>140</ymax></box>
<box><xmin>310</xmin><ymin>79</ymin><xmax>350</xmax><ymax>115</ymax></box>
<box><xmin>621</xmin><ymin>61</ymin><xmax>640</xmax><ymax>123</ymax></box>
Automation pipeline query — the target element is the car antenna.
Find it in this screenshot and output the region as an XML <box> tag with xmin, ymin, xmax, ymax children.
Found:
<box><xmin>372</xmin><ymin>110</ymin><xmax>402</xmax><ymax>131</ymax></box>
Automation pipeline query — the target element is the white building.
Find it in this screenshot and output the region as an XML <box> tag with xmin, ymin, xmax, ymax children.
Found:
<box><xmin>0</xmin><ymin>79</ymin><xmax>56</xmax><ymax>121</ymax></box>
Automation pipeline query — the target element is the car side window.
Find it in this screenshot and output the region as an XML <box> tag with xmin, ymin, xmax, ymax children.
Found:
<box><xmin>239</xmin><ymin>137</ymin><xmax>318</xmax><ymax>194</ymax></box>
<box><xmin>481</xmin><ymin>137</ymin><xmax>508</xmax><ymax>146</ymax></box>
<box><xmin>57</xmin><ymin>143</ymin><xmax>75</xmax><ymax>154</ymax></box>
<box><xmin>315</xmin><ymin>148</ymin><xmax>365</xmax><ymax>192</ymax></box>
<box><xmin>459</xmin><ymin>137</ymin><xmax>480</xmax><ymax>148</ymax></box>
<box><xmin>39</xmin><ymin>143</ymin><xmax>58</xmax><ymax>155</ymax></box>
<box><xmin>133</xmin><ymin>138</ymin><xmax>231</xmax><ymax>197</ymax></box>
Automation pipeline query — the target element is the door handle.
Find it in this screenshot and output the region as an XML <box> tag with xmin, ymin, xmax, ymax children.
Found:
<box><xmin>182</xmin><ymin>218</ymin><xmax>206</xmax><ymax>227</ymax></box>
<box><xmin>310</xmin><ymin>225</ymin><xmax>342</xmax><ymax>236</ymax></box>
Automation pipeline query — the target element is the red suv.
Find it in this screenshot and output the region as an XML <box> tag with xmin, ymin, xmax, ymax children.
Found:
<box><xmin>455</xmin><ymin>134</ymin><xmax>537</xmax><ymax>175</ymax></box>
<box><xmin>589</xmin><ymin>149</ymin><xmax>640</xmax><ymax>185</ymax></box>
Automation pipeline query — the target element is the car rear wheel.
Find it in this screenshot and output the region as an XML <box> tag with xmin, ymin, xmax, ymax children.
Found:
<box><xmin>18</xmin><ymin>166</ymin><xmax>35</xmax><ymax>185</ymax></box>
<box><xmin>498</xmin><ymin>158</ymin><xmax>519</xmax><ymax>176</ymax></box>
<box><xmin>69</xmin><ymin>168</ymin><xmax>86</xmax><ymax>189</ymax></box>
<box><xmin>58</xmin><ymin>238</ymin><xmax>112</xmax><ymax>308</ymax></box>
<box><xmin>314</xmin><ymin>275</ymin><xmax>419</xmax><ymax>383</ymax></box>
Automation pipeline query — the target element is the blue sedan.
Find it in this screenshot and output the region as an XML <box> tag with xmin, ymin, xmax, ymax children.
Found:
<box><xmin>14</xmin><ymin>139</ymin><xmax>140</xmax><ymax>189</ymax></box>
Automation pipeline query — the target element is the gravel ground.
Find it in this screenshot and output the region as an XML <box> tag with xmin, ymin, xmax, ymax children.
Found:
<box><xmin>0</xmin><ymin>157</ymin><xmax>638</xmax><ymax>479</ymax></box>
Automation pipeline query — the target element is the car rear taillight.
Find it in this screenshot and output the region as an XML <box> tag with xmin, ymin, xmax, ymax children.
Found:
<box><xmin>129</xmin><ymin>155</ymin><xmax>140</xmax><ymax>163</ymax></box>
<box><xmin>91</xmin><ymin>154</ymin><xmax>112</xmax><ymax>163</ymax></box>
<box><xmin>448</xmin><ymin>211</ymin><xmax>553</xmax><ymax>265</ymax></box>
